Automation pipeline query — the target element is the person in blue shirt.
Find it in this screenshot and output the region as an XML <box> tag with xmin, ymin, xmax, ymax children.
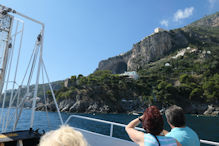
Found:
<box><xmin>163</xmin><ymin>105</ymin><xmax>200</xmax><ymax>146</ymax></box>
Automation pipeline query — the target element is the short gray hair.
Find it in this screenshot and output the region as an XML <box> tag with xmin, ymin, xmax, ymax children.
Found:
<box><xmin>39</xmin><ymin>125</ymin><xmax>87</xmax><ymax>146</ymax></box>
<box><xmin>165</xmin><ymin>105</ymin><xmax>185</xmax><ymax>127</ymax></box>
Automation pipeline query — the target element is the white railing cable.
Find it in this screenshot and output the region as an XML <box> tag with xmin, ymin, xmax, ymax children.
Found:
<box><xmin>41</xmin><ymin>64</ymin><xmax>51</xmax><ymax>129</ymax></box>
<box><xmin>1</xmin><ymin>47</ymin><xmax>13</xmax><ymax>132</ymax></box>
<box><xmin>65</xmin><ymin>115</ymin><xmax>219</xmax><ymax>146</ymax></box>
<box><xmin>0</xmin><ymin>16</ymin><xmax>14</xmax><ymax>129</ymax></box>
<box><xmin>42</xmin><ymin>60</ymin><xmax>64</xmax><ymax>125</ymax></box>
<box><xmin>200</xmin><ymin>139</ymin><xmax>219</xmax><ymax>146</ymax></box>
<box><xmin>5</xmin><ymin>19</ymin><xmax>24</xmax><ymax>132</ymax></box>
<box><xmin>0</xmin><ymin>14</ymin><xmax>14</xmax><ymax>96</ymax></box>
<box><xmin>21</xmin><ymin>41</ymin><xmax>37</xmax><ymax>85</ymax></box>
<box><xmin>65</xmin><ymin>115</ymin><xmax>143</xmax><ymax>131</ymax></box>
<box><xmin>13</xmin><ymin>86</ymin><xmax>21</xmax><ymax>131</ymax></box>
<box><xmin>10</xmin><ymin>20</ymin><xmax>24</xmax><ymax>105</ymax></box>
<box><xmin>13</xmin><ymin>41</ymin><xmax>40</xmax><ymax>130</ymax></box>
<box><xmin>2</xmin><ymin>35</ymin><xmax>15</xmax><ymax>132</ymax></box>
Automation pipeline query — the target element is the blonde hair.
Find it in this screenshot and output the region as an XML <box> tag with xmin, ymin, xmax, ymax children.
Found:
<box><xmin>39</xmin><ymin>125</ymin><xmax>87</xmax><ymax>146</ymax></box>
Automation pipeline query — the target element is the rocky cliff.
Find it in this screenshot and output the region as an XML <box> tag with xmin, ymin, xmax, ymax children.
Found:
<box><xmin>96</xmin><ymin>29</ymin><xmax>188</xmax><ymax>73</ymax></box>
<box><xmin>96</xmin><ymin>12</ymin><xmax>219</xmax><ymax>74</ymax></box>
<box><xmin>35</xmin><ymin>12</ymin><xmax>219</xmax><ymax>116</ymax></box>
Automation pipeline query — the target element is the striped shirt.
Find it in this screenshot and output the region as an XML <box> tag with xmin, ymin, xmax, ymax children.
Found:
<box><xmin>144</xmin><ymin>133</ymin><xmax>177</xmax><ymax>146</ymax></box>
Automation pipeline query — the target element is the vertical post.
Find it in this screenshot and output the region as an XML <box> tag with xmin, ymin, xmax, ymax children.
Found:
<box><xmin>0</xmin><ymin>15</ymin><xmax>14</xmax><ymax>99</ymax></box>
<box><xmin>110</xmin><ymin>124</ymin><xmax>113</xmax><ymax>137</ymax></box>
<box><xmin>0</xmin><ymin>16</ymin><xmax>14</xmax><ymax>132</ymax></box>
<box><xmin>4</xmin><ymin>19</ymin><xmax>21</xmax><ymax>132</ymax></box>
<box><xmin>30</xmin><ymin>26</ymin><xmax>44</xmax><ymax>128</ymax></box>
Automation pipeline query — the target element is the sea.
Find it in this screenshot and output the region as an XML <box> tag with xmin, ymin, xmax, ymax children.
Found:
<box><xmin>0</xmin><ymin>108</ymin><xmax>218</xmax><ymax>146</ymax></box>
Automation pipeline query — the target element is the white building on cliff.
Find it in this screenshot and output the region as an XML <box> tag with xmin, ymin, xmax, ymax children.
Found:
<box><xmin>154</xmin><ymin>27</ymin><xmax>166</xmax><ymax>33</ymax></box>
<box><xmin>120</xmin><ymin>71</ymin><xmax>139</xmax><ymax>80</ymax></box>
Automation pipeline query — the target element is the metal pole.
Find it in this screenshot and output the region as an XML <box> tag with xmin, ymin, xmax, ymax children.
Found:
<box><xmin>30</xmin><ymin>29</ymin><xmax>44</xmax><ymax>128</ymax></box>
<box><xmin>4</xmin><ymin>20</ymin><xmax>19</xmax><ymax>132</ymax></box>
<box><xmin>0</xmin><ymin>16</ymin><xmax>14</xmax><ymax>131</ymax></box>
<box><xmin>0</xmin><ymin>4</ymin><xmax>44</xmax><ymax>26</ymax></box>
<box><xmin>110</xmin><ymin>124</ymin><xmax>113</xmax><ymax>137</ymax></box>
<box><xmin>200</xmin><ymin>140</ymin><xmax>219</xmax><ymax>146</ymax></box>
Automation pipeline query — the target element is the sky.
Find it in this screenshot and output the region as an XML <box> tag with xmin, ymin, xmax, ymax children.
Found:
<box><xmin>0</xmin><ymin>0</ymin><xmax>219</xmax><ymax>82</ymax></box>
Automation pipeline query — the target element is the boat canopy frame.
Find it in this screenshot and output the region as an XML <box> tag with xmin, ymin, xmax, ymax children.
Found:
<box><xmin>0</xmin><ymin>5</ymin><xmax>63</xmax><ymax>133</ymax></box>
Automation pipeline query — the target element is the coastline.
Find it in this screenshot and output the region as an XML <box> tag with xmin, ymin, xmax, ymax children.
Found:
<box><xmin>34</xmin><ymin>99</ymin><xmax>219</xmax><ymax>116</ymax></box>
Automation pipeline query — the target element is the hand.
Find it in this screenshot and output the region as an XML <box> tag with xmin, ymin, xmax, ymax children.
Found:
<box><xmin>139</xmin><ymin>115</ymin><xmax>144</xmax><ymax>119</ymax></box>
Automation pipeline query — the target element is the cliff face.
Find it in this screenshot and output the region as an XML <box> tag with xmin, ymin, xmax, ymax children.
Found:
<box><xmin>96</xmin><ymin>30</ymin><xmax>188</xmax><ymax>73</ymax></box>
<box><xmin>96</xmin><ymin>12</ymin><xmax>219</xmax><ymax>74</ymax></box>
<box><xmin>35</xmin><ymin>12</ymin><xmax>219</xmax><ymax>115</ymax></box>
<box><xmin>97</xmin><ymin>51</ymin><xmax>131</xmax><ymax>74</ymax></box>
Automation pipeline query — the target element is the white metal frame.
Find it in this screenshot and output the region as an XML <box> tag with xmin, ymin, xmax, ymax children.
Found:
<box><xmin>0</xmin><ymin>5</ymin><xmax>64</xmax><ymax>132</ymax></box>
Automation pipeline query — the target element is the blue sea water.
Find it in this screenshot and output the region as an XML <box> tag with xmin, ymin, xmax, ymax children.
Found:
<box><xmin>0</xmin><ymin>108</ymin><xmax>218</xmax><ymax>146</ymax></box>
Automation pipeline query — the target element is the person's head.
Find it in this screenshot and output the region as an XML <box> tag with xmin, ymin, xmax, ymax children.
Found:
<box><xmin>165</xmin><ymin>105</ymin><xmax>185</xmax><ymax>127</ymax></box>
<box><xmin>39</xmin><ymin>125</ymin><xmax>87</xmax><ymax>146</ymax></box>
<box><xmin>142</xmin><ymin>106</ymin><xmax>163</xmax><ymax>135</ymax></box>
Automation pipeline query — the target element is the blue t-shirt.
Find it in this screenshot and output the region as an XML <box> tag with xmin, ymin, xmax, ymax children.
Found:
<box><xmin>144</xmin><ymin>133</ymin><xmax>177</xmax><ymax>146</ymax></box>
<box><xmin>166</xmin><ymin>126</ymin><xmax>200</xmax><ymax>146</ymax></box>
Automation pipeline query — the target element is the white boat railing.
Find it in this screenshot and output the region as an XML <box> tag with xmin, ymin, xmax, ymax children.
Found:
<box><xmin>65</xmin><ymin>115</ymin><xmax>219</xmax><ymax>146</ymax></box>
<box><xmin>200</xmin><ymin>140</ymin><xmax>219</xmax><ymax>146</ymax></box>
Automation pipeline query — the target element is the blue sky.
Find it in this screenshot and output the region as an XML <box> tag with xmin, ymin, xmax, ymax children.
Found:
<box><xmin>0</xmin><ymin>0</ymin><xmax>219</xmax><ymax>82</ymax></box>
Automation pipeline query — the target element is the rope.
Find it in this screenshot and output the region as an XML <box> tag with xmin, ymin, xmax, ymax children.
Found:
<box><xmin>4</xmin><ymin>20</ymin><xmax>20</xmax><ymax>132</ymax></box>
<box><xmin>4</xmin><ymin>21</ymin><xmax>24</xmax><ymax>131</ymax></box>
<box><xmin>13</xmin><ymin>86</ymin><xmax>21</xmax><ymax>131</ymax></box>
<box><xmin>42</xmin><ymin>59</ymin><xmax>63</xmax><ymax>125</ymax></box>
<box><xmin>13</xmin><ymin>41</ymin><xmax>40</xmax><ymax>130</ymax></box>
<box><xmin>1</xmin><ymin>39</ymin><xmax>14</xmax><ymax>132</ymax></box>
<box><xmin>0</xmin><ymin>16</ymin><xmax>14</xmax><ymax>128</ymax></box>
<box><xmin>41</xmin><ymin>65</ymin><xmax>51</xmax><ymax>130</ymax></box>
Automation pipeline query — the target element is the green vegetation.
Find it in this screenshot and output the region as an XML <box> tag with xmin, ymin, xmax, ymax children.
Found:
<box><xmin>54</xmin><ymin>70</ymin><xmax>152</xmax><ymax>111</ymax></box>
<box><xmin>55</xmin><ymin>26</ymin><xmax>219</xmax><ymax>108</ymax></box>
<box><xmin>50</xmin><ymin>13</ymin><xmax>219</xmax><ymax>109</ymax></box>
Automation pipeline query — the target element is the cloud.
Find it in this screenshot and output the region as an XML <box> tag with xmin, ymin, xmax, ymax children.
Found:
<box><xmin>160</xmin><ymin>20</ymin><xmax>168</xmax><ymax>27</ymax></box>
<box><xmin>173</xmin><ymin>7</ymin><xmax>194</xmax><ymax>22</ymax></box>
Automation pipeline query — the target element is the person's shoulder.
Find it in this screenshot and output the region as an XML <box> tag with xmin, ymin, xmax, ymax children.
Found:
<box><xmin>186</xmin><ymin>126</ymin><xmax>196</xmax><ymax>131</ymax></box>
<box><xmin>160</xmin><ymin>135</ymin><xmax>175</xmax><ymax>140</ymax></box>
<box><xmin>165</xmin><ymin>132</ymin><xmax>172</xmax><ymax>137</ymax></box>
<box><xmin>186</xmin><ymin>127</ymin><xmax>198</xmax><ymax>134</ymax></box>
<box><xmin>186</xmin><ymin>126</ymin><xmax>199</xmax><ymax>138</ymax></box>
<box><xmin>144</xmin><ymin>133</ymin><xmax>158</xmax><ymax>145</ymax></box>
<box><xmin>144</xmin><ymin>133</ymin><xmax>152</xmax><ymax>139</ymax></box>
<box><xmin>165</xmin><ymin>128</ymin><xmax>183</xmax><ymax>139</ymax></box>
<box><xmin>159</xmin><ymin>136</ymin><xmax>177</xmax><ymax>145</ymax></box>
<box><xmin>165</xmin><ymin>127</ymin><xmax>180</xmax><ymax>136</ymax></box>
<box><xmin>144</xmin><ymin>133</ymin><xmax>154</xmax><ymax>138</ymax></box>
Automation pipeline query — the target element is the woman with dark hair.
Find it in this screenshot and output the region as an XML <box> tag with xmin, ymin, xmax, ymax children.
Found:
<box><xmin>125</xmin><ymin>106</ymin><xmax>181</xmax><ymax>146</ymax></box>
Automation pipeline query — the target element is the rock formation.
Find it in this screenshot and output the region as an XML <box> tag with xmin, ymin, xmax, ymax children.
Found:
<box><xmin>96</xmin><ymin>30</ymin><xmax>188</xmax><ymax>73</ymax></box>
<box><xmin>96</xmin><ymin>12</ymin><xmax>219</xmax><ymax>74</ymax></box>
